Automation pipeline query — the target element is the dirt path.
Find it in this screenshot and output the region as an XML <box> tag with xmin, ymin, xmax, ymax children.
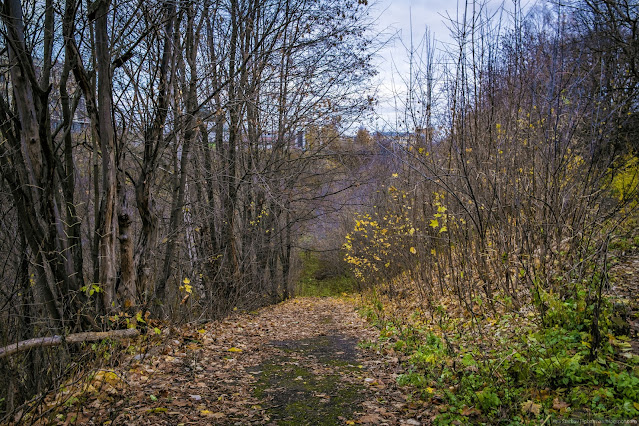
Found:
<box><xmin>609</xmin><ymin>253</ymin><xmax>639</xmax><ymax>355</ymax></box>
<box><xmin>48</xmin><ymin>298</ymin><xmax>428</xmax><ymax>425</ymax></box>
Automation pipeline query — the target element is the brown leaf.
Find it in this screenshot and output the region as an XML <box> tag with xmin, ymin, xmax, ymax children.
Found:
<box><xmin>552</xmin><ymin>398</ymin><xmax>569</xmax><ymax>411</ymax></box>
<box><xmin>358</xmin><ymin>413</ymin><xmax>383</xmax><ymax>423</ymax></box>
<box><xmin>201</xmin><ymin>410</ymin><xmax>225</xmax><ymax>419</ymax></box>
<box><xmin>460</xmin><ymin>406</ymin><xmax>481</xmax><ymax>416</ymax></box>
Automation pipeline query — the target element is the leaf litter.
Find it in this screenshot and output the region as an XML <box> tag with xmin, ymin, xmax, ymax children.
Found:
<box><xmin>29</xmin><ymin>297</ymin><xmax>431</xmax><ymax>425</ymax></box>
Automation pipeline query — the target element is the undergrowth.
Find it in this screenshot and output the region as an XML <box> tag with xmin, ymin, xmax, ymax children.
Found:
<box><xmin>357</xmin><ymin>279</ymin><xmax>639</xmax><ymax>424</ymax></box>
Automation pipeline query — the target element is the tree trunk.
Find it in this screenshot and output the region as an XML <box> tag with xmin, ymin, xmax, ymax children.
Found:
<box><xmin>156</xmin><ymin>3</ymin><xmax>201</xmax><ymax>301</ymax></box>
<box><xmin>118</xmin><ymin>172</ymin><xmax>136</xmax><ymax>310</ymax></box>
<box><xmin>94</xmin><ymin>0</ymin><xmax>118</xmax><ymax>313</ymax></box>
<box><xmin>135</xmin><ymin>1</ymin><xmax>176</xmax><ymax>303</ymax></box>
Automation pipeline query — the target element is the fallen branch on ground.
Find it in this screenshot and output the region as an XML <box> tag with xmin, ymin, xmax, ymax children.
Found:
<box><xmin>0</xmin><ymin>329</ymin><xmax>140</xmax><ymax>360</ymax></box>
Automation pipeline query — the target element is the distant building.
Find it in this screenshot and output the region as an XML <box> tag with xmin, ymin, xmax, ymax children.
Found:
<box><xmin>374</xmin><ymin>126</ymin><xmax>437</xmax><ymax>154</ymax></box>
<box><xmin>1</xmin><ymin>58</ymin><xmax>92</xmax><ymax>135</ymax></box>
<box><xmin>196</xmin><ymin>106</ymin><xmax>306</xmax><ymax>151</ymax></box>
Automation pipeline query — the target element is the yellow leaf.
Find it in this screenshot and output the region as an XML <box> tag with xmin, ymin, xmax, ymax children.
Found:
<box><xmin>197</xmin><ymin>329</ymin><xmax>206</xmax><ymax>334</ymax></box>
<box><xmin>392</xmin><ymin>173</ymin><xmax>398</xmax><ymax>178</ymax></box>
<box><xmin>201</xmin><ymin>410</ymin><xmax>225</xmax><ymax>418</ymax></box>
<box><xmin>521</xmin><ymin>400</ymin><xmax>541</xmax><ymax>416</ymax></box>
<box><xmin>430</xmin><ymin>219</ymin><xmax>439</xmax><ymax>228</ymax></box>
<box><xmin>346</xmin><ymin>421</ymin><xmax>355</xmax><ymax>425</ymax></box>
<box><xmin>426</xmin><ymin>387</ymin><xmax>435</xmax><ymax>393</ymax></box>
<box><xmin>183</xmin><ymin>277</ymin><xmax>191</xmax><ymax>284</ymax></box>
<box><xmin>227</xmin><ymin>347</ymin><xmax>242</xmax><ymax>353</ymax></box>
<box><xmin>93</xmin><ymin>371</ymin><xmax>121</xmax><ymax>386</ymax></box>
<box><xmin>439</xmin><ymin>226</ymin><xmax>447</xmax><ymax>233</ymax></box>
<box><xmin>634</xmin><ymin>402</ymin><xmax>639</xmax><ymax>411</ymax></box>
<box><xmin>410</xmin><ymin>247</ymin><xmax>417</xmax><ymax>254</ymax></box>
<box><xmin>184</xmin><ymin>284</ymin><xmax>192</xmax><ymax>294</ymax></box>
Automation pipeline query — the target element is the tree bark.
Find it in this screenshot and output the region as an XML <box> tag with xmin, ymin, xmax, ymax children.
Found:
<box><xmin>118</xmin><ymin>173</ymin><xmax>136</xmax><ymax>310</ymax></box>
<box><xmin>94</xmin><ymin>0</ymin><xmax>118</xmax><ymax>313</ymax></box>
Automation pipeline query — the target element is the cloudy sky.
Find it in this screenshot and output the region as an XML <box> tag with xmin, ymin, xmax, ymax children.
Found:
<box><xmin>365</xmin><ymin>0</ymin><xmax>456</xmax><ymax>130</ymax></box>
<box><xmin>364</xmin><ymin>0</ymin><xmax>519</xmax><ymax>131</ymax></box>
<box><xmin>374</xmin><ymin>0</ymin><xmax>454</xmax><ymax>43</ymax></box>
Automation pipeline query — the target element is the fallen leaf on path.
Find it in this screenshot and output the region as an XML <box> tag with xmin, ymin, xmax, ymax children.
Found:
<box><xmin>201</xmin><ymin>409</ymin><xmax>226</xmax><ymax>419</ymax></box>
<box><xmin>358</xmin><ymin>413</ymin><xmax>383</xmax><ymax>423</ymax></box>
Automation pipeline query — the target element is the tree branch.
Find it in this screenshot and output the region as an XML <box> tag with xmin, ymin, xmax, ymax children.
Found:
<box><xmin>0</xmin><ymin>329</ymin><xmax>140</xmax><ymax>360</ymax></box>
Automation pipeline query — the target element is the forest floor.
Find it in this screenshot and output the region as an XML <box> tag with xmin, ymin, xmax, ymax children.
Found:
<box><xmin>35</xmin><ymin>297</ymin><xmax>429</xmax><ymax>425</ymax></box>
<box><xmin>609</xmin><ymin>253</ymin><xmax>639</xmax><ymax>355</ymax></box>
<box><xmin>20</xmin><ymin>253</ymin><xmax>639</xmax><ymax>425</ymax></box>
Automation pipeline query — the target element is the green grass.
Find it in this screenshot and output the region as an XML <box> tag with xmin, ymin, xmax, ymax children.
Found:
<box><xmin>295</xmin><ymin>255</ymin><xmax>357</xmax><ymax>297</ymax></box>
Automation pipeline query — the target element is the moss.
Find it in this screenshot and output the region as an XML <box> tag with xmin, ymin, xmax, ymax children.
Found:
<box><xmin>275</xmin><ymin>382</ymin><xmax>362</xmax><ymax>426</ymax></box>
<box><xmin>251</xmin><ymin>335</ymin><xmax>367</xmax><ymax>424</ymax></box>
<box><xmin>320</xmin><ymin>315</ymin><xmax>333</xmax><ymax>324</ymax></box>
<box><xmin>253</xmin><ymin>361</ymin><xmax>313</xmax><ymax>398</ymax></box>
